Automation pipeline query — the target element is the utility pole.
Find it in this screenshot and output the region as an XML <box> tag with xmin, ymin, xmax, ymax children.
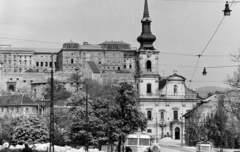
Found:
<box><xmin>181</xmin><ymin>117</ymin><xmax>183</xmax><ymax>147</ymax></box>
<box><xmin>50</xmin><ymin>53</ymin><xmax>54</xmax><ymax>152</ymax></box>
<box><xmin>85</xmin><ymin>84</ymin><xmax>88</xmax><ymax>152</ymax></box>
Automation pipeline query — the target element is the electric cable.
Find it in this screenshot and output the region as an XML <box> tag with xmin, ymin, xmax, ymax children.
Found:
<box><xmin>188</xmin><ymin>0</ymin><xmax>235</xmax><ymax>87</ymax></box>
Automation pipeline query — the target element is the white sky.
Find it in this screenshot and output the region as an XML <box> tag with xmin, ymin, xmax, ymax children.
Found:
<box><xmin>1</xmin><ymin>0</ymin><xmax>240</xmax><ymax>89</ymax></box>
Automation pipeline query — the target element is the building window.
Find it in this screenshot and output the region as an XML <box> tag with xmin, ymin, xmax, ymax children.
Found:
<box><xmin>124</xmin><ymin>65</ymin><xmax>126</xmax><ymax>68</ymax></box>
<box><xmin>129</xmin><ymin>64</ymin><xmax>132</xmax><ymax>69</ymax></box>
<box><xmin>147</xmin><ymin>111</ymin><xmax>152</xmax><ymax>120</ymax></box>
<box><xmin>146</xmin><ymin>60</ymin><xmax>152</xmax><ymax>71</ymax></box>
<box><xmin>71</xmin><ymin>59</ymin><xmax>74</xmax><ymax>64</ymax></box>
<box><xmin>147</xmin><ymin>129</ymin><xmax>152</xmax><ymax>133</ymax></box>
<box><xmin>23</xmin><ymin>80</ymin><xmax>26</xmax><ymax>83</ymax></box>
<box><xmin>161</xmin><ymin>112</ymin><xmax>164</xmax><ymax>120</ymax></box>
<box><xmin>147</xmin><ymin>83</ymin><xmax>151</xmax><ymax>93</ymax></box>
<box><xmin>50</xmin><ymin>62</ymin><xmax>52</xmax><ymax>67</ymax></box>
<box><xmin>118</xmin><ymin>67</ymin><xmax>120</xmax><ymax>70</ymax></box>
<box><xmin>26</xmin><ymin>108</ymin><xmax>28</xmax><ymax>112</ymax></box>
<box><xmin>45</xmin><ymin>62</ymin><xmax>48</xmax><ymax>66</ymax></box>
<box><xmin>99</xmin><ymin>62</ymin><xmax>101</xmax><ymax>64</ymax></box>
<box><xmin>17</xmin><ymin>108</ymin><xmax>19</xmax><ymax>113</ymax></box>
<box><xmin>174</xmin><ymin>111</ymin><xmax>178</xmax><ymax>120</ymax></box>
<box><xmin>174</xmin><ymin>85</ymin><xmax>178</xmax><ymax>95</ymax></box>
<box><xmin>41</xmin><ymin>62</ymin><xmax>43</xmax><ymax>67</ymax></box>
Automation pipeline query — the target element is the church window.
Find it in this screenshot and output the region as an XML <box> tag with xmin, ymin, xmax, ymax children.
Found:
<box><xmin>146</xmin><ymin>60</ymin><xmax>151</xmax><ymax>71</ymax></box>
<box><xmin>161</xmin><ymin>112</ymin><xmax>164</xmax><ymax>120</ymax></box>
<box><xmin>147</xmin><ymin>111</ymin><xmax>152</xmax><ymax>120</ymax></box>
<box><xmin>174</xmin><ymin>85</ymin><xmax>178</xmax><ymax>95</ymax></box>
<box><xmin>147</xmin><ymin>83</ymin><xmax>151</xmax><ymax>93</ymax></box>
<box><xmin>174</xmin><ymin>111</ymin><xmax>178</xmax><ymax>120</ymax></box>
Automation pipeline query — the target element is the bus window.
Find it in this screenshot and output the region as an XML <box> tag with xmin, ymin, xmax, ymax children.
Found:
<box><xmin>139</xmin><ymin>139</ymin><xmax>150</xmax><ymax>146</ymax></box>
<box><xmin>128</xmin><ymin>138</ymin><xmax>138</xmax><ymax>145</ymax></box>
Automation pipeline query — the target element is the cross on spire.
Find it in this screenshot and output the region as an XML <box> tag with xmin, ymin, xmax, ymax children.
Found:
<box><xmin>173</xmin><ymin>70</ymin><xmax>177</xmax><ymax>74</ymax></box>
<box><xmin>143</xmin><ymin>0</ymin><xmax>150</xmax><ymax>18</ymax></box>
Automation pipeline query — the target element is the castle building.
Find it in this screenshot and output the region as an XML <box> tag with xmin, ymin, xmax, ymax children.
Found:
<box><xmin>135</xmin><ymin>0</ymin><xmax>198</xmax><ymax>141</ymax></box>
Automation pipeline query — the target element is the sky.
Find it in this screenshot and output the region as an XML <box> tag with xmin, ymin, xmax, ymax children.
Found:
<box><xmin>1</xmin><ymin>0</ymin><xmax>240</xmax><ymax>89</ymax></box>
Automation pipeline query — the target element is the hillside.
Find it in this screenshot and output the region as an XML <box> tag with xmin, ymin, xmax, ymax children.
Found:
<box><xmin>195</xmin><ymin>86</ymin><xmax>226</xmax><ymax>98</ymax></box>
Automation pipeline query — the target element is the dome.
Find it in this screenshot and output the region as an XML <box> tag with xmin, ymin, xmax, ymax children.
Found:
<box><xmin>62</xmin><ymin>40</ymin><xmax>79</xmax><ymax>49</ymax></box>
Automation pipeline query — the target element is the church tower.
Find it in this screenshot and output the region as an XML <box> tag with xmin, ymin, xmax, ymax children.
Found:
<box><xmin>135</xmin><ymin>0</ymin><xmax>160</xmax><ymax>98</ymax></box>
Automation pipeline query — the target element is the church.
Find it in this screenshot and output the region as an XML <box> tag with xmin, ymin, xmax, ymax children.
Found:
<box><xmin>135</xmin><ymin>0</ymin><xmax>198</xmax><ymax>141</ymax></box>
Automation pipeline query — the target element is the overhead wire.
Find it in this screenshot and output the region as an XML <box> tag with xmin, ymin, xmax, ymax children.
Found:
<box><xmin>188</xmin><ymin>0</ymin><xmax>235</xmax><ymax>88</ymax></box>
<box><xmin>0</xmin><ymin>37</ymin><xmax>63</xmax><ymax>45</ymax></box>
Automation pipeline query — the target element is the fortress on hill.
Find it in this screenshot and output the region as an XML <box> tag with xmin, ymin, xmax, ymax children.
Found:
<box><xmin>0</xmin><ymin>40</ymin><xmax>136</xmax><ymax>98</ymax></box>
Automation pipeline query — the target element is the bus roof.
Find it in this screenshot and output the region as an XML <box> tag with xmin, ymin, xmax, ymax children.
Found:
<box><xmin>126</xmin><ymin>133</ymin><xmax>151</xmax><ymax>139</ymax></box>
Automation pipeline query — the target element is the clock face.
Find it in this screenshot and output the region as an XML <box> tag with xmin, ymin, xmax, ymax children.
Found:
<box><xmin>147</xmin><ymin>50</ymin><xmax>152</xmax><ymax>58</ymax></box>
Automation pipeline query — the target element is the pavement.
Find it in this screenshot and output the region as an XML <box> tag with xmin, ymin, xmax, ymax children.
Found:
<box><xmin>158</xmin><ymin>139</ymin><xmax>240</xmax><ymax>152</ymax></box>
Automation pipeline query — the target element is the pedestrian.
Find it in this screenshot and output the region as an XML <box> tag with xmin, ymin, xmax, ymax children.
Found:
<box><xmin>22</xmin><ymin>143</ymin><xmax>33</xmax><ymax>152</ymax></box>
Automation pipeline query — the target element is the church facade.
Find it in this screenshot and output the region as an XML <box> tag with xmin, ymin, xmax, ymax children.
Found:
<box><xmin>135</xmin><ymin>0</ymin><xmax>198</xmax><ymax>141</ymax></box>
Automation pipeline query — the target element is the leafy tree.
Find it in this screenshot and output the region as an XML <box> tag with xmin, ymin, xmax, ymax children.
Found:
<box><xmin>184</xmin><ymin>108</ymin><xmax>205</xmax><ymax>146</ymax></box>
<box><xmin>67</xmin><ymin>80</ymin><xmax>147</xmax><ymax>152</ymax></box>
<box><xmin>12</xmin><ymin>116</ymin><xmax>49</xmax><ymax>144</ymax></box>
<box><xmin>0</xmin><ymin>116</ymin><xmax>20</xmax><ymax>144</ymax></box>
<box><xmin>204</xmin><ymin>96</ymin><xmax>238</xmax><ymax>148</ymax></box>
<box><xmin>112</xmin><ymin>80</ymin><xmax>148</xmax><ymax>152</ymax></box>
<box><xmin>69</xmin><ymin>70</ymin><xmax>82</xmax><ymax>92</ymax></box>
<box><xmin>42</xmin><ymin>78</ymin><xmax>71</xmax><ymax>102</ymax></box>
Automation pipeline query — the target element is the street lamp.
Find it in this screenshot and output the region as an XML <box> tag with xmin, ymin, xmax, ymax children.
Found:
<box><xmin>180</xmin><ymin>117</ymin><xmax>184</xmax><ymax>147</ymax></box>
<box><xmin>223</xmin><ymin>1</ymin><xmax>232</xmax><ymax>16</ymax></box>
<box><xmin>202</xmin><ymin>67</ymin><xmax>207</xmax><ymax>76</ymax></box>
<box><xmin>159</xmin><ymin>122</ymin><xmax>166</xmax><ymax>139</ymax></box>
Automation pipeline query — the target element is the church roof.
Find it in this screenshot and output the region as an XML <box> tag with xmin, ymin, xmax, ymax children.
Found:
<box><xmin>166</xmin><ymin>73</ymin><xmax>186</xmax><ymax>81</ymax></box>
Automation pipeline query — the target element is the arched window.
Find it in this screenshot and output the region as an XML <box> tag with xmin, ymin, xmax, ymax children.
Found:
<box><xmin>9</xmin><ymin>85</ymin><xmax>15</xmax><ymax>92</ymax></box>
<box><xmin>146</xmin><ymin>60</ymin><xmax>151</xmax><ymax>71</ymax></box>
<box><xmin>174</xmin><ymin>85</ymin><xmax>178</xmax><ymax>95</ymax></box>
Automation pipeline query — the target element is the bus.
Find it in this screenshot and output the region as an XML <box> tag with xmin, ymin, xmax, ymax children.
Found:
<box><xmin>196</xmin><ymin>141</ymin><xmax>213</xmax><ymax>152</ymax></box>
<box><xmin>124</xmin><ymin>132</ymin><xmax>161</xmax><ymax>152</ymax></box>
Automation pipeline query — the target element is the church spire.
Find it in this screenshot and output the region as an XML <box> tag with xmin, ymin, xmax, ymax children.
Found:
<box><xmin>137</xmin><ymin>0</ymin><xmax>156</xmax><ymax>50</ymax></box>
<box><xmin>143</xmin><ymin>0</ymin><xmax>149</xmax><ymax>18</ymax></box>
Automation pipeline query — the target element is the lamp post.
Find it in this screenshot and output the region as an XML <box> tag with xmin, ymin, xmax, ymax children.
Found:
<box><xmin>180</xmin><ymin>117</ymin><xmax>183</xmax><ymax>147</ymax></box>
<box><xmin>159</xmin><ymin>122</ymin><xmax>166</xmax><ymax>139</ymax></box>
<box><xmin>49</xmin><ymin>53</ymin><xmax>54</xmax><ymax>152</ymax></box>
<box><xmin>85</xmin><ymin>83</ymin><xmax>89</xmax><ymax>152</ymax></box>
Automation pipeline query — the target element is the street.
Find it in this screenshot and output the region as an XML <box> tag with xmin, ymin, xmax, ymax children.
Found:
<box><xmin>159</xmin><ymin>144</ymin><xmax>195</xmax><ymax>152</ymax></box>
